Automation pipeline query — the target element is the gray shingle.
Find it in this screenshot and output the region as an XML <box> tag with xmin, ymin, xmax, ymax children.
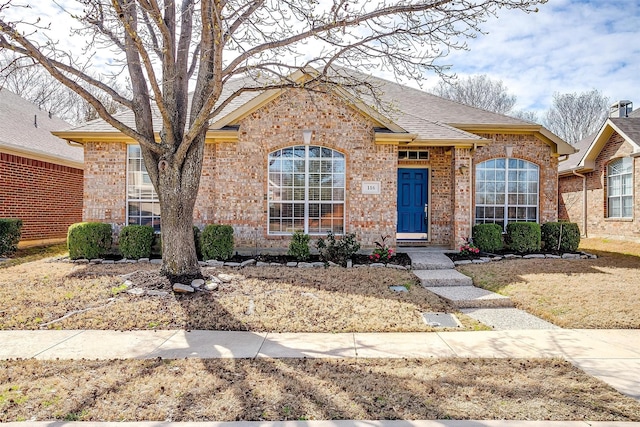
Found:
<box><xmin>0</xmin><ymin>89</ymin><xmax>82</xmax><ymax>164</ymax></box>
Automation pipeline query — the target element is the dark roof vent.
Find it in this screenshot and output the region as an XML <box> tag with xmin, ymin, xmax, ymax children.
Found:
<box><xmin>610</xmin><ymin>100</ymin><xmax>633</xmax><ymax>118</ymax></box>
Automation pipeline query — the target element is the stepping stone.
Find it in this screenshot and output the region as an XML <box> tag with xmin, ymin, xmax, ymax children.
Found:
<box><xmin>407</xmin><ymin>252</ymin><xmax>454</xmax><ymax>270</ymax></box>
<box><xmin>461</xmin><ymin>308</ymin><xmax>560</xmax><ymax>330</ymax></box>
<box><xmin>414</xmin><ymin>269</ymin><xmax>472</xmax><ymax>287</ymax></box>
<box><xmin>425</xmin><ymin>286</ymin><xmax>513</xmax><ymax>309</ymax></box>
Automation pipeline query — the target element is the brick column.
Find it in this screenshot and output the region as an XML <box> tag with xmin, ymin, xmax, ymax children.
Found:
<box><xmin>452</xmin><ymin>147</ymin><xmax>472</xmax><ymax>249</ymax></box>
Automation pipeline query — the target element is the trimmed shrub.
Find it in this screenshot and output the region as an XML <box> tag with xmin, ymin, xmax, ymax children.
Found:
<box><xmin>201</xmin><ymin>224</ymin><xmax>234</xmax><ymax>261</ymax></box>
<box><xmin>541</xmin><ymin>222</ymin><xmax>581</xmax><ymax>252</ymax></box>
<box><xmin>315</xmin><ymin>231</ymin><xmax>360</xmax><ymax>267</ymax></box>
<box><xmin>288</xmin><ymin>230</ymin><xmax>310</xmax><ymax>261</ymax></box>
<box><xmin>67</xmin><ymin>222</ymin><xmax>113</xmax><ymax>260</ymax></box>
<box><xmin>0</xmin><ymin>218</ymin><xmax>22</xmax><ymax>257</ymax></box>
<box><xmin>119</xmin><ymin>225</ymin><xmax>155</xmax><ymax>259</ymax></box>
<box><xmin>472</xmin><ymin>223</ymin><xmax>504</xmax><ymax>253</ymax></box>
<box><xmin>505</xmin><ymin>222</ymin><xmax>541</xmax><ymax>253</ymax></box>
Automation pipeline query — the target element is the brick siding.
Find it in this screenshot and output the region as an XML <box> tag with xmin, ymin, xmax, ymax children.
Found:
<box><xmin>559</xmin><ymin>132</ymin><xmax>640</xmax><ymax>241</ymax></box>
<box><xmin>0</xmin><ymin>152</ymin><xmax>83</xmax><ymax>241</ymax></box>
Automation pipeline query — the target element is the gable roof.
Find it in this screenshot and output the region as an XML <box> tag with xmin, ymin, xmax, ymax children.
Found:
<box><xmin>559</xmin><ymin>116</ymin><xmax>640</xmax><ymax>175</ymax></box>
<box><xmin>53</xmin><ymin>68</ymin><xmax>574</xmax><ymax>155</ymax></box>
<box><xmin>0</xmin><ymin>89</ymin><xmax>83</xmax><ymax>168</ymax></box>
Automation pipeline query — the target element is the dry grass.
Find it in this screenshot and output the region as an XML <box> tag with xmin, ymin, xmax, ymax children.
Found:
<box><xmin>457</xmin><ymin>238</ymin><xmax>640</xmax><ymax>329</ymax></box>
<box><xmin>1</xmin><ymin>358</ymin><xmax>639</xmax><ymax>422</ymax></box>
<box><xmin>0</xmin><ymin>258</ymin><xmax>484</xmax><ymax>332</ymax></box>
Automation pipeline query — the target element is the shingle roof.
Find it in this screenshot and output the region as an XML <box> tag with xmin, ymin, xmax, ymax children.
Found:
<box><xmin>58</xmin><ymin>69</ymin><xmax>565</xmax><ymax>150</ymax></box>
<box><xmin>0</xmin><ymin>89</ymin><xmax>82</xmax><ymax>165</ymax></box>
<box><xmin>611</xmin><ymin>117</ymin><xmax>640</xmax><ymax>146</ymax></box>
<box><xmin>558</xmin><ymin>132</ymin><xmax>596</xmax><ymax>173</ymax></box>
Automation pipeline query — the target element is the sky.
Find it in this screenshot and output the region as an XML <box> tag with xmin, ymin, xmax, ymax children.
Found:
<box><xmin>412</xmin><ymin>0</ymin><xmax>640</xmax><ymax>115</ymax></box>
<box><xmin>5</xmin><ymin>0</ymin><xmax>640</xmax><ymax>117</ymax></box>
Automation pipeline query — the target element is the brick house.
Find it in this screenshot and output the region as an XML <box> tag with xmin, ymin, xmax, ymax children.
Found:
<box><xmin>0</xmin><ymin>89</ymin><xmax>84</xmax><ymax>245</ymax></box>
<box><xmin>53</xmin><ymin>71</ymin><xmax>573</xmax><ymax>251</ymax></box>
<box><xmin>559</xmin><ymin>101</ymin><xmax>640</xmax><ymax>241</ymax></box>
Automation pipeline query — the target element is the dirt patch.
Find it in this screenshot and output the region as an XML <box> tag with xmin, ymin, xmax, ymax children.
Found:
<box><xmin>0</xmin><ymin>259</ymin><xmax>484</xmax><ymax>332</ymax></box>
<box><xmin>456</xmin><ymin>238</ymin><xmax>640</xmax><ymax>329</ymax></box>
<box><xmin>1</xmin><ymin>358</ymin><xmax>639</xmax><ymax>422</ymax></box>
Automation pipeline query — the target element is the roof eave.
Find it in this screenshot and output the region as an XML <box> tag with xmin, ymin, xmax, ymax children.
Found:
<box><xmin>0</xmin><ymin>144</ymin><xmax>84</xmax><ymax>169</ymax></box>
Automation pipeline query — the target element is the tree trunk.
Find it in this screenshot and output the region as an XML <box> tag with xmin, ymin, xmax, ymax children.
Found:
<box><xmin>153</xmin><ymin>136</ymin><xmax>205</xmax><ymax>283</ymax></box>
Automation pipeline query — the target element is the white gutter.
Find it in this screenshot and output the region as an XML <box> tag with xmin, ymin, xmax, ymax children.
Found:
<box><xmin>572</xmin><ymin>170</ymin><xmax>588</xmax><ymax>238</ymax></box>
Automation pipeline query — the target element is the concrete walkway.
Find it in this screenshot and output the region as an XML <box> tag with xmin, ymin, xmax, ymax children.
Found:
<box><xmin>1</xmin><ymin>329</ymin><xmax>639</xmax><ymax>401</ymax></box>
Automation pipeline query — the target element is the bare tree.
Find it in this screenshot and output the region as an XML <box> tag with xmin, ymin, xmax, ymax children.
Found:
<box><xmin>510</xmin><ymin>109</ymin><xmax>539</xmax><ymax>123</ymax></box>
<box><xmin>0</xmin><ymin>0</ymin><xmax>546</xmax><ymax>281</ymax></box>
<box><xmin>544</xmin><ymin>89</ymin><xmax>610</xmax><ymax>145</ymax></box>
<box><xmin>0</xmin><ymin>51</ymin><xmax>124</xmax><ymax>123</ymax></box>
<box><xmin>432</xmin><ymin>74</ymin><xmax>517</xmax><ymax>114</ymax></box>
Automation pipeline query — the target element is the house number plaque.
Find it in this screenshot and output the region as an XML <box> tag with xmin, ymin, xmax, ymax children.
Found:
<box><xmin>362</xmin><ymin>181</ymin><xmax>381</xmax><ymax>194</ymax></box>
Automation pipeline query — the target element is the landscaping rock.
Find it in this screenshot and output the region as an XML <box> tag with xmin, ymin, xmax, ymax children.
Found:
<box><xmin>297</xmin><ymin>262</ymin><xmax>313</xmax><ymax>268</ymax></box>
<box><xmin>241</xmin><ymin>259</ymin><xmax>256</xmax><ymax>267</ymax></box>
<box><xmin>472</xmin><ymin>259</ymin><xmax>488</xmax><ymax>263</ymax></box>
<box><xmin>327</xmin><ymin>261</ymin><xmax>339</xmax><ymax>267</ymax></box>
<box><xmin>198</xmin><ymin>261</ymin><xmax>207</xmax><ymax>266</ymax></box>
<box><xmin>454</xmin><ymin>260</ymin><xmax>472</xmax><ymax>266</ymax></box>
<box><xmin>503</xmin><ymin>254</ymin><xmax>521</xmax><ymax>259</ymax></box>
<box><xmin>146</xmin><ymin>290</ymin><xmax>169</xmax><ymax>297</ymax></box>
<box><xmin>204</xmin><ymin>281</ymin><xmax>219</xmax><ymax>291</ymax></box>
<box><xmin>389</xmin><ymin>285</ymin><xmax>408</xmax><ymax>293</ymax></box>
<box><xmin>138</xmin><ymin>258</ymin><xmax>150</xmax><ymax>263</ymax></box>
<box><xmin>387</xmin><ymin>264</ymin><xmax>408</xmax><ymax>270</ymax></box>
<box><xmin>217</xmin><ymin>273</ymin><xmax>234</xmax><ymax>283</ymax></box>
<box><xmin>191</xmin><ymin>279</ymin><xmax>205</xmax><ymax>289</ymax></box>
<box><xmin>206</xmin><ymin>260</ymin><xmax>224</xmax><ymax>267</ymax></box>
<box><xmin>122</xmin><ymin>280</ymin><xmax>134</xmax><ymax>288</ymax></box>
<box><xmin>286</xmin><ymin>262</ymin><xmax>298</xmax><ymax>267</ymax></box>
<box><xmin>346</xmin><ymin>260</ymin><xmax>353</xmax><ymax>268</ymax></box>
<box><xmin>173</xmin><ymin>283</ymin><xmax>195</xmax><ymax>293</ymax></box>
<box><xmin>127</xmin><ymin>288</ymin><xmax>145</xmax><ymax>296</ymax></box>
<box><xmin>562</xmin><ymin>253</ymin><xmax>581</xmax><ymax>259</ymax></box>
<box><xmin>312</xmin><ymin>262</ymin><xmax>325</xmax><ymax>268</ymax></box>
<box><xmin>150</xmin><ymin>259</ymin><xmax>162</xmax><ymax>264</ymax></box>
<box><xmin>73</xmin><ymin>258</ymin><xmax>88</xmax><ymax>264</ymax></box>
<box><xmin>90</xmin><ymin>259</ymin><xmax>103</xmax><ymax>264</ymax></box>
<box><xmin>224</xmin><ymin>262</ymin><xmax>242</xmax><ymax>267</ymax></box>
<box><xmin>301</xmin><ymin>292</ymin><xmax>318</xmax><ymax>299</ymax></box>
<box><xmin>523</xmin><ymin>254</ymin><xmax>545</xmax><ymax>259</ymax></box>
<box><xmin>208</xmin><ymin>276</ymin><xmax>222</xmax><ymax>284</ymax></box>
<box><xmin>103</xmin><ymin>260</ymin><xmax>115</xmax><ymax>264</ymax></box>
<box><xmin>545</xmin><ymin>254</ymin><xmax>561</xmax><ymax>259</ymax></box>
<box><xmin>256</xmin><ymin>261</ymin><xmax>270</xmax><ymax>267</ymax></box>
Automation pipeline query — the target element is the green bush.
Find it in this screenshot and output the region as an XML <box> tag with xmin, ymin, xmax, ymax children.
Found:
<box><xmin>67</xmin><ymin>222</ymin><xmax>113</xmax><ymax>260</ymax></box>
<box><xmin>541</xmin><ymin>222</ymin><xmax>581</xmax><ymax>252</ymax></box>
<box><xmin>201</xmin><ymin>224</ymin><xmax>234</xmax><ymax>261</ymax></box>
<box><xmin>472</xmin><ymin>223</ymin><xmax>504</xmax><ymax>253</ymax></box>
<box><xmin>315</xmin><ymin>231</ymin><xmax>360</xmax><ymax>267</ymax></box>
<box><xmin>0</xmin><ymin>218</ymin><xmax>22</xmax><ymax>257</ymax></box>
<box><xmin>118</xmin><ymin>225</ymin><xmax>155</xmax><ymax>259</ymax></box>
<box><xmin>505</xmin><ymin>222</ymin><xmax>541</xmax><ymax>253</ymax></box>
<box><xmin>288</xmin><ymin>230</ymin><xmax>310</xmax><ymax>261</ymax></box>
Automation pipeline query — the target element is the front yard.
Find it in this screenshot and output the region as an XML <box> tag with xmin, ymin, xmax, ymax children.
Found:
<box><xmin>457</xmin><ymin>238</ymin><xmax>640</xmax><ymax>329</ymax></box>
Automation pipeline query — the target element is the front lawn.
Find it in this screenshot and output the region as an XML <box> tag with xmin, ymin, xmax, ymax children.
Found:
<box><xmin>457</xmin><ymin>238</ymin><xmax>640</xmax><ymax>328</ymax></box>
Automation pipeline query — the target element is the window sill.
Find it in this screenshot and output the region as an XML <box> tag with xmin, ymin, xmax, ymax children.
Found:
<box><xmin>604</xmin><ymin>217</ymin><xmax>634</xmax><ymax>222</ymax></box>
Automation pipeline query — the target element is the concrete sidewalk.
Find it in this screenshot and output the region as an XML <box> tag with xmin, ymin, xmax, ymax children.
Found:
<box><xmin>2</xmin><ymin>329</ymin><xmax>640</xmax><ymax>400</ymax></box>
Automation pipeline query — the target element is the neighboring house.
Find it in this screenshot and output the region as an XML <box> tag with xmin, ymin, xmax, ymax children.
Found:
<box><xmin>53</xmin><ymin>70</ymin><xmax>573</xmax><ymax>251</ymax></box>
<box><xmin>0</xmin><ymin>89</ymin><xmax>84</xmax><ymax>245</ymax></box>
<box><xmin>559</xmin><ymin>101</ymin><xmax>640</xmax><ymax>241</ymax></box>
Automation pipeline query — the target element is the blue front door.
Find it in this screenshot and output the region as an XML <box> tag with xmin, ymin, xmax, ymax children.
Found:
<box><xmin>397</xmin><ymin>168</ymin><xmax>428</xmax><ymax>234</ymax></box>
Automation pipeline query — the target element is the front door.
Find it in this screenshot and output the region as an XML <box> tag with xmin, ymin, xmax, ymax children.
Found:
<box><xmin>397</xmin><ymin>168</ymin><xmax>429</xmax><ymax>239</ymax></box>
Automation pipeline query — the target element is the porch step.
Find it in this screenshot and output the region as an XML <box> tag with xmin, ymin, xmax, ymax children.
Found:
<box><xmin>425</xmin><ymin>286</ymin><xmax>514</xmax><ymax>309</ymax></box>
<box><xmin>414</xmin><ymin>269</ymin><xmax>472</xmax><ymax>287</ymax></box>
<box><xmin>406</xmin><ymin>252</ymin><xmax>454</xmax><ymax>270</ymax></box>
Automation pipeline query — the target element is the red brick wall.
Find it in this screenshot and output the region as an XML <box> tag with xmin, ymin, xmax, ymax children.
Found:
<box><xmin>0</xmin><ymin>152</ymin><xmax>83</xmax><ymax>241</ymax></box>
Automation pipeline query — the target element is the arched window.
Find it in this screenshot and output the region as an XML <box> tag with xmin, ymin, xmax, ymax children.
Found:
<box><xmin>268</xmin><ymin>145</ymin><xmax>345</xmax><ymax>234</ymax></box>
<box><xmin>607</xmin><ymin>157</ymin><xmax>633</xmax><ymax>218</ymax></box>
<box><xmin>475</xmin><ymin>158</ymin><xmax>539</xmax><ymax>229</ymax></box>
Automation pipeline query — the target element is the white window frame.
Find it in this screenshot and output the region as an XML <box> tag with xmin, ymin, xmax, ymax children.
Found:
<box><xmin>607</xmin><ymin>157</ymin><xmax>633</xmax><ymax>218</ymax></box>
<box><xmin>267</xmin><ymin>145</ymin><xmax>345</xmax><ymax>235</ymax></box>
<box><xmin>475</xmin><ymin>158</ymin><xmax>539</xmax><ymax>230</ymax></box>
<box><xmin>126</xmin><ymin>145</ymin><xmax>161</xmax><ymax>231</ymax></box>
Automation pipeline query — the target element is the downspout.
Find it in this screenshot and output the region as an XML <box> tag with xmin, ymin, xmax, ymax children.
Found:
<box><xmin>572</xmin><ymin>170</ymin><xmax>588</xmax><ymax>238</ymax></box>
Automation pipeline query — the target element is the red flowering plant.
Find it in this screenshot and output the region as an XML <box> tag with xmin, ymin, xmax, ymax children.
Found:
<box><xmin>459</xmin><ymin>238</ymin><xmax>480</xmax><ymax>257</ymax></box>
<box><xmin>370</xmin><ymin>235</ymin><xmax>394</xmax><ymax>263</ymax></box>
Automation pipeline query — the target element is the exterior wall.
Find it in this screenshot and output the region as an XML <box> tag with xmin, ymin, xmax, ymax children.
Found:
<box><xmin>474</xmin><ymin>133</ymin><xmax>559</xmax><ymax>224</ymax></box>
<box><xmin>559</xmin><ymin>133</ymin><xmax>640</xmax><ymax>241</ymax></box>
<box><xmin>82</xmin><ymin>141</ymin><xmax>127</xmax><ymax>225</ymax></box>
<box><xmin>194</xmin><ymin>89</ymin><xmax>397</xmax><ymax>250</ymax></box>
<box><xmin>452</xmin><ymin>147</ymin><xmax>473</xmax><ymax>247</ymax></box>
<box><xmin>0</xmin><ymin>152</ymin><xmax>83</xmax><ymax>241</ymax></box>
